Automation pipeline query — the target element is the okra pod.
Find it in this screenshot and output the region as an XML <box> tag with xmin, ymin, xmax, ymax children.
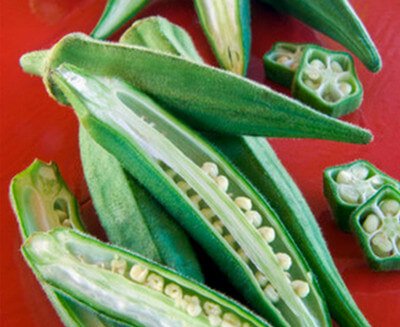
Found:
<box><xmin>91</xmin><ymin>0</ymin><xmax>149</xmax><ymax>39</ymax></box>
<box><xmin>194</xmin><ymin>0</ymin><xmax>251</xmax><ymax>75</ymax></box>
<box><xmin>50</xmin><ymin>63</ymin><xmax>331</xmax><ymax>326</ymax></box>
<box><xmin>324</xmin><ymin>160</ymin><xmax>400</xmax><ymax>232</ymax></box>
<box><xmin>20</xmin><ymin>33</ymin><xmax>372</xmax><ymax>144</ymax></box>
<box><xmin>80</xmin><ymin>127</ymin><xmax>204</xmax><ymax>282</ymax></box>
<box><xmin>259</xmin><ymin>0</ymin><xmax>382</xmax><ymax>72</ymax></box>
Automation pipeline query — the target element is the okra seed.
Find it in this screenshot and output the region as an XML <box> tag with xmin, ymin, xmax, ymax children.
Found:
<box><xmin>370</xmin><ymin>175</ymin><xmax>383</xmax><ymax>188</ymax></box>
<box><xmin>190</xmin><ymin>195</ymin><xmax>202</xmax><ymax>209</ymax></box>
<box><xmin>55</xmin><ymin>209</ymin><xmax>68</xmax><ymax>221</ymax></box>
<box><xmin>215</xmin><ymin>175</ymin><xmax>229</xmax><ymax>192</ymax></box>
<box><xmin>202</xmin><ymin>162</ymin><xmax>219</xmax><ymax>178</ymax></box>
<box><xmin>184</xmin><ymin>295</ymin><xmax>202</xmax><ymax>317</ymax></box>
<box><xmin>380</xmin><ymin>200</ymin><xmax>400</xmax><ymax>216</ymax></box>
<box><xmin>237</xmin><ymin>248</ymin><xmax>250</xmax><ymax>263</ymax></box>
<box><xmin>62</xmin><ymin>219</ymin><xmax>72</xmax><ymax>228</ymax></box>
<box><xmin>258</xmin><ymin>226</ymin><xmax>276</xmax><ymax>243</ymax></box>
<box><xmin>145</xmin><ymin>273</ymin><xmax>164</xmax><ymax>292</ymax></box>
<box><xmin>339</xmin><ymin>82</ymin><xmax>352</xmax><ymax>96</ymax></box>
<box><xmin>111</xmin><ymin>256</ymin><xmax>127</xmax><ymax>275</ymax></box>
<box><xmin>304</xmin><ymin>79</ymin><xmax>320</xmax><ymax>90</ymax></box>
<box><xmin>213</xmin><ymin>220</ymin><xmax>224</xmax><ymax>234</ymax></box>
<box><xmin>234</xmin><ymin>197</ymin><xmax>252</xmax><ymax>211</ymax></box>
<box><xmin>336</xmin><ymin>170</ymin><xmax>353</xmax><ymax>184</ymax></box>
<box><xmin>208</xmin><ymin>314</ymin><xmax>222</xmax><ymax>326</ymax></box>
<box><xmin>221</xmin><ymin>313</ymin><xmax>241</xmax><ymax>327</ymax></box>
<box><xmin>255</xmin><ymin>271</ymin><xmax>268</xmax><ymax>287</ymax></box>
<box><xmin>204</xmin><ymin>302</ymin><xmax>222</xmax><ymax>316</ymax></box>
<box><xmin>201</xmin><ymin>208</ymin><xmax>215</xmax><ymax>220</ymax></box>
<box><xmin>291</xmin><ymin>280</ymin><xmax>310</xmax><ymax>298</ymax></box>
<box><xmin>351</xmin><ymin>166</ymin><xmax>369</xmax><ymax>180</ymax></box>
<box><xmin>371</xmin><ymin>233</ymin><xmax>393</xmax><ymax>257</ymax></box>
<box><xmin>276</xmin><ymin>55</ymin><xmax>290</xmax><ymax>65</ymax></box>
<box><xmin>338</xmin><ymin>185</ymin><xmax>359</xmax><ymax>204</ymax></box>
<box><xmin>165</xmin><ymin>283</ymin><xmax>183</xmax><ymax>300</ymax></box>
<box><xmin>129</xmin><ymin>264</ymin><xmax>149</xmax><ymax>283</ymax></box>
<box><xmin>177</xmin><ymin>181</ymin><xmax>190</xmax><ymax>192</ymax></box>
<box><xmin>310</xmin><ymin>59</ymin><xmax>325</xmax><ymax>70</ymax></box>
<box><xmin>306</xmin><ymin>70</ymin><xmax>321</xmax><ymax>81</ymax></box>
<box><xmin>276</xmin><ymin>253</ymin><xmax>292</xmax><ymax>270</ymax></box>
<box><xmin>362</xmin><ymin>214</ymin><xmax>381</xmax><ymax>233</ymax></box>
<box><xmin>245</xmin><ymin>210</ymin><xmax>262</xmax><ymax>228</ymax></box>
<box><xmin>331</xmin><ymin>61</ymin><xmax>344</xmax><ymax>73</ymax></box>
<box><xmin>223</xmin><ymin>235</ymin><xmax>236</xmax><ymax>247</ymax></box>
<box><xmin>290</xmin><ymin>62</ymin><xmax>299</xmax><ymax>70</ymax></box>
<box><xmin>264</xmin><ymin>284</ymin><xmax>279</xmax><ymax>303</ymax></box>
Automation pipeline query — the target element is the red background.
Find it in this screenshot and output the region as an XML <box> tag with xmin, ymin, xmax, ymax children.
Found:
<box><xmin>1</xmin><ymin>0</ymin><xmax>399</xmax><ymax>326</ymax></box>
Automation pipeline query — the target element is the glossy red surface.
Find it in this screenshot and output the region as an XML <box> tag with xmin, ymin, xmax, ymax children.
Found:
<box><xmin>1</xmin><ymin>0</ymin><xmax>399</xmax><ymax>326</ymax></box>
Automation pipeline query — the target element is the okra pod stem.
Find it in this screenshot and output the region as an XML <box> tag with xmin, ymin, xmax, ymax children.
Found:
<box><xmin>20</xmin><ymin>33</ymin><xmax>372</xmax><ymax>144</ymax></box>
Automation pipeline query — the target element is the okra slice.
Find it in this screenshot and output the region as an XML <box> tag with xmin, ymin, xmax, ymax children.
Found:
<box><xmin>292</xmin><ymin>46</ymin><xmax>363</xmax><ymax>117</ymax></box>
<box><xmin>324</xmin><ymin>160</ymin><xmax>400</xmax><ymax>232</ymax></box>
<box><xmin>263</xmin><ymin>42</ymin><xmax>308</xmax><ymax>87</ymax></box>
<box><xmin>23</xmin><ymin>228</ymin><xmax>269</xmax><ymax>327</ymax></box>
<box><xmin>51</xmin><ymin>64</ymin><xmax>331</xmax><ymax>327</ymax></box>
<box><xmin>80</xmin><ymin>127</ymin><xmax>204</xmax><ymax>282</ymax></box>
<box><xmin>20</xmin><ymin>33</ymin><xmax>372</xmax><ymax>144</ymax></box>
<box><xmin>351</xmin><ymin>186</ymin><xmax>400</xmax><ymax>271</ymax></box>
<box><xmin>194</xmin><ymin>0</ymin><xmax>251</xmax><ymax>75</ymax></box>
<box><xmin>259</xmin><ymin>0</ymin><xmax>382</xmax><ymax>72</ymax></box>
<box><xmin>91</xmin><ymin>0</ymin><xmax>149</xmax><ymax>39</ymax></box>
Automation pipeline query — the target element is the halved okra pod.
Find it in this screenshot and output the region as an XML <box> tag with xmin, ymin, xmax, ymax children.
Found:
<box><xmin>259</xmin><ymin>0</ymin><xmax>382</xmax><ymax>72</ymax></box>
<box><xmin>20</xmin><ymin>33</ymin><xmax>372</xmax><ymax>144</ymax></box>
<box><xmin>194</xmin><ymin>0</ymin><xmax>251</xmax><ymax>75</ymax></box>
<box><xmin>263</xmin><ymin>42</ymin><xmax>309</xmax><ymax>87</ymax></box>
<box><xmin>23</xmin><ymin>228</ymin><xmax>270</xmax><ymax>327</ymax></box>
<box><xmin>324</xmin><ymin>160</ymin><xmax>400</xmax><ymax>232</ymax></box>
<box><xmin>49</xmin><ymin>63</ymin><xmax>331</xmax><ymax>326</ymax></box>
<box><xmin>292</xmin><ymin>46</ymin><xmax>363</xmax><ymax>117</ymax></box>
<box><xmin>91</xmin><ymin>0</ymin><xmax>150</xmax><ymax>39</ymax></box>
<box><xmin>351</xmin><ymin>186</ymin><xmax>400</xmax><ymax>271</ymax></box>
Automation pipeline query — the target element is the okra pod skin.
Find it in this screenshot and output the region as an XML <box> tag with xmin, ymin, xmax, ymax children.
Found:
<box><xmin>51</xmin><ymin>64</ymin><xmax>331</xmax><ymax>327</ymax></box>
<box><xmin>91</xmin><ymin>0</ymin><xmax>149</xmax><ymax>39</ymax></box>
<box><xmin>351</xmin><ymin>186</ymin><xmax>400</xmax><ymax>271</ymax></box>
<box><xmin>259</xmin><ymin>0</ymin><xmax>381</xmax><ymax>72</ymax></box>
<box><xmin>21</xmin><ymin>33</ymin><xmax>372</xmax><ymax>144</ymax></box>
<box><xmin>211</xmin><ymin>136</ymin><xmax>371</xmax><ymax>327</ymax></box>
<box><xmin>194</xmin><ymin>0</ymin><xmax>251</xmax><ymax>75</ymax></box>
<box><xmin>324</xmin><ymin>160</ymin><xmax>400</xmax><ymax>232</ymax></box>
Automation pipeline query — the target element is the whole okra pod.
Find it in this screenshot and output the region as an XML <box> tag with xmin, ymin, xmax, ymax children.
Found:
<box><xmin>20</xmin><ymin>33</ymin><xmax>372</xmax><ymax>144</ymax></box>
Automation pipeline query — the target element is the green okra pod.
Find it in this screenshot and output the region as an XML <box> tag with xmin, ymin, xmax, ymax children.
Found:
<box><xmin>91</xmin><ymin>0</ymin><xmax>149</xmax><ymax>39</ymax></box>
<box><xmin>324</xmin><ymin>160</ymin><xmax>400</xmax><ymax>232</ymax></box>
<box><xmin>351</xmin><ymin>186</ymin><xmax>400</xmax><ymax>271</ymax></box>
<box><xmin>194</xmin><ymin>0</ymin><xmax>251</xmax><ymax>75</ymax></box>
<box><xmin>23</xmin><ymin>228</ymin><xmax>270</xmax><ymax>327</ymax></box>
<box><xmin>20</xmin><ymin>33</ymin><xmax>372</xmax><ymax>144</ymax></box>
<box><xmin>50</xmin><ymin>63</ymin><xmax>331</xmax><ymax>326</ymax></box>
<box><xmin>80</xmin><ymin>127</ymin><xmax>204</xmax><ymax>282</ymax></box>
<box><xmin>259</xmin><ymin>0</ymin><xmax>382</xmax><ymax>72</ymax></box>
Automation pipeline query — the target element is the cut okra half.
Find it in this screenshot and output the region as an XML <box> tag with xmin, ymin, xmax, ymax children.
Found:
<box><xmin>292</xmin><ymin>46</ymin><xmax>363</xmax><ymax>117</ymax></box>
<box><xmin>23</xmin><ymin>228</ymin><xmax>269</xmax><ymax>327</ymax></box>
<box><xmin>263</xmin><ymin>42</ymin><xmax>309</xmax><ymax>88</ymax></box>
<box><xmin>324</xmin><ymin>160</ymin><xmax>400</xmax><ymax>232</ymax></box>
<box><xmin>51</xmin><ymin>63</ymin><xmax>331</xmax><ymax>327</ymax></box>
<box><xmin>351</xmin><ymin>186</ymin><xmax>400</xmax><ymax>271</ymax></box>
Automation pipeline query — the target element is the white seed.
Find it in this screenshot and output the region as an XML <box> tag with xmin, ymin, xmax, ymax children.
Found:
<box><xmin>255</xmin><ymin>271</ymin><xmax>268</xmax><ymax>287</ymax></box>
<box><xmin>276</xmin><ymin>253</ymin><xmax>292</xmax><ymax>270</ymax></box>
<box><xmin>370</xmin><ymin>175</ymin><xmax>383</xmax><ymax>188</ymax></box>
<box><xmin>371</xmin><ymin>233</ymin><xmax>393</xmax><ymax>256</ymax></box>
<box><xmin>237</xmin><ymin>248</ymin><xmax>250</xmax><ymax>263</ymax></box>
<box><xmin>351</xmin><ymin>166</ymin><xmax>369</xmax><ymax>180</ymax></box>
<box><xmin>258</xmin><ymin>226</ymin><xmax>276</xmax><ymax>243</ymax></box>
<box><xmin>213</xmin><ymin>220</ymin><xmax>224</xmax><ymax>234</ymax></box>
<box><xmin>111</xmin><ymin>257</ymin><xmax>127</xmax><ymax>275</ymax></box>
<box><xmin>380</xmin><ymin>199</ymin><xmax>400</xmax><ymax>216</ymax></box>
<box><xmin>291</xmin><ymin>280</ymin><xmax>310</xmax><ymax>298</ymax></box>
<box><xmin>175</xmin><ymin>297</ymin><xmax>188</xmax><ymax>309</ymax></box>
<box><xmin>362</xmin><ymin>214</ymin><xmax>381</xmax><ymax>233</ymax></box>
<box><xmin>339</xmin><ymin>82</ymin><xmax>352</xmax><ymax>96</ymax></box>
<box><xmin>245</xmin><ymin>210</ymin><xmax>262</xmax><ymax>227</ymax></box>
<box><xmin>264</xmin><ymin>284</ymin><xmax>279</xmax><ymax>303</ymax></box>
<box><xmin>202</xmin><ymin>162</ymin><xmax>219</xmax><ymax>178</ymax></box>
<box><xmin>208</xmin><ymin>314</ymin><xmax>223</xmax><ymax>326</ymax></box>
<box><xmin>338</xmin><ymin>185</ymin><xmax>359</xmax><ymax>204</ymax></box>
<box><xmin>129</xmin><ymin>264</ymin><xmax>149</xmax><ymax>283</ymax></box>
<box><xmin>276</xmin><ymin>55</ymin><xmax>290</xmax><ymax>65</ymax></box>
<box><xmin>184</xmin><ymin>295</ymin><xmax>202</xmax><ymax>317</ymax></box>
<box><xmin>55</xmin><ymin>209</ymin><xmax>68</xmax><ymax>221</ymax></box>
<box><xmin>304</xmin><ymin>79</ymin><xmax>320</xmax><ymax>90</ymax></box>
<box><xmin>336</xmin><ymin>170</ymin><xmax>353</xmax><ymax>184</ymax></box>
<box><xmin>62</xmin><ymin>219</ymin><xmax>72</xmax><ymax>228</ymax></box>
<box><xmin>145</xmin><ymin>273</ymin><xmax>164</xmax><ymax>292</ymax></box>
<box><xmin>201</xmin><ymin>208</ymin><xmax>215</xmax><ymax>221</ymax></box>
<box><xmin>310</xmin><ymin>59</ymin><xmax>325</xmax><ymax>70</ymax></box>
<box><xmin>221</xmin><ymin>313</ymin><xmax>241</xmax><ymax>327</ymax></box>
<box><xmin>164</xmin><ymin>283</ymin><xmax>183</xmax><ymax>300</ymax></box>
<box><xmin>234</xmin><ymin>197</ymin><xmax>252</xmax><ymax>211</ymax></box>
<box><xmin>177</xmin><ymin>181</ymin><xmax>190</xmax><ymax>192</ymax></box>
<box><xmin>190</xmin><ymin>195</ymin><xmax>202</xmax><ymax>209</ymax></box>
<box><xmin>223</xmin><ymin>235</ymin><xmax>236</xmax><ymax>247</ymax></box>
<box><xmin>330</xmin><ymin>61</ymin><xmax>343</xmax><ymax>73</ymax></box>
<box><xmin>216</xmin><ymin>175</ymin><xmax>229</xmax><ymax>192</ymax></box>
<box><xmin>204</xmin><ymin>301</ymin><xmax>222</xmax><ymax>316</ymax></box>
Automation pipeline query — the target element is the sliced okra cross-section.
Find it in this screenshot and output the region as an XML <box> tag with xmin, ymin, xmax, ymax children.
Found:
<box><xmin>263</xmin><ymin>42</ymin><xmax>309</xmax><ymax>88</ymax></box>
<box><xmin>292</xmin><ymin>46</ymin><xmax>363</xmax><ymax>117</ymax></box>
<box><xmin>23</xmin><ymin>228</ymin><xmax>269</xmax><ymax>327</ymax></box>
<box><xmin>351</xmin><ymin>186</ymin><xmax>400</xmax><ymax>271</ymax></box>
<box><xmin>324</xmin><ymin>160</ymin><xmax>400</xmax><ymax>232</ymax></box>
<box><xmin>50</xmin><ymin>63</ymin><xmax>331</xmax><ymax>327</ymax></box>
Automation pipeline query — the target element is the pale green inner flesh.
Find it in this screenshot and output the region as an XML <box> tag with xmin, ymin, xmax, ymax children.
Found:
<box><xmin>25</xmin><ymin>230</ymin><xmax>257</xmax><ymax>327</ymax></box>
<box><xmin>359</xmin><ymin>195</ymin><xmax>400</xmax><ymax>258</ymax></box>
<box><xmin>299</xmin><ymin>49</ymin><xmax>358</xmax><ymax>104</ymax></box>
<box><xmin>269</xmin><ymin>44</ymin><xmax>305</xmax><ymax>71</ymax></box>
<box><xmin>196</xmin><ymin>0</ymin><xmax>244</xmax><ymax>74</ymax></box>
<box><xmin>57</xmin><ymin>66</ymin><xmax>326</xmax><ymax>326</ymax></box>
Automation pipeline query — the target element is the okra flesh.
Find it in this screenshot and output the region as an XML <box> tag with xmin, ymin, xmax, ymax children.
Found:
<box><xmin>23</xmin><ymin>229</ymin><xmax>268</xmax><ymax>327</ymax></box>
<box><xmin>194</xmin><ymin>0</ymin><xmax>250</xmax><ymax>75</ymax></box>
<box><xmin>352</xmin><ymin>186</ymin><xmax>400</xmax><ymax>271</ymax></box>
<box><xmin>21</xmin><ymin>33</ymin><xmax>372</xmax><ymax>144</ymax></box>
<box><xmin>52</xmin><ymin>64</ymin><xmax>330</xmax><ymax>327</ymax></box>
